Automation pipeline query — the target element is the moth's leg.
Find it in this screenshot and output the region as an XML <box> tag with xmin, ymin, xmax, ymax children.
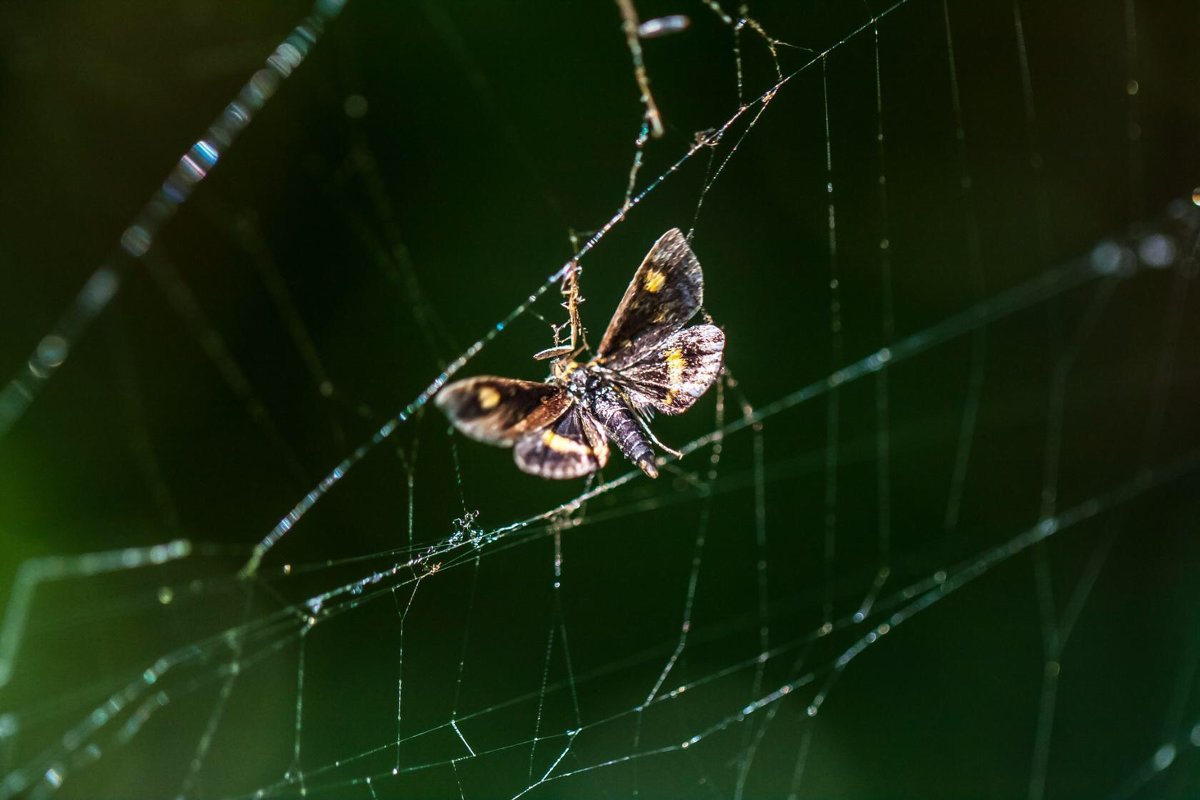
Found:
<box><xmin>609</xmin><ymin>384</ymin><xmax>679</xmax><ymax>458</ymax></box>
<box><xmin>632</xmin><ymin>410</ymin><xmax>682</xmax><ymax>459</ymax></box>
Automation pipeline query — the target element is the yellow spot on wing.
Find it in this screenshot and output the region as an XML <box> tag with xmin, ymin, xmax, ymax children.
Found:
<box><xmin>665</xmin><ymin>348</ymin><xmax>687</xmax><ymax>384</ymax></box>
<box><xmin>664</xmin><ymin>347</ymin><xmax>687</xmax><ymax>404</ymax></box>
<box><xmin>643</xmin><ymin>268</ymin><xmax>667</xmax><ymax>293</ymax></box>
<box><xmin>478</xmin><ymin>386</ymin><xmax>501</xmax><ymax>410</ymax></box>
<box><xmin>542</xmin><ymin>429</ymin><xmax>591</xmax><ymax>455</ymax></box>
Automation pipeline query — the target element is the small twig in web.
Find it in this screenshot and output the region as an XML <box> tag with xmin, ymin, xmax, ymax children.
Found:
<box><xmin>637</xmin><ymin>15</ymin><xmax>689</xmax><ymax>39</ymax></box>
<box><xmin>615</xmin><ymin>0</ymin><xmax>666</xmax><ymax>139</ymax></box>
<box><xmin>616</xmin><ymin>2</ymin><xmax>692</xmax><ymax>209</ymax></box>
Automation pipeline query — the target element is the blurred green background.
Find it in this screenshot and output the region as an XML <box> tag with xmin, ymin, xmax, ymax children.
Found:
<box><xmin>1</xmin><ymin>1</ymin><xmax>1199</xmax><ymax>797</ymax></box>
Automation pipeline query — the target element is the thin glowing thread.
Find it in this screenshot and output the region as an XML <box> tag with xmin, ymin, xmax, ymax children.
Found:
<box><xmin>940</xmin><ymin>0</ymin><xmax>988</xmax><ymax>535</ymax></box>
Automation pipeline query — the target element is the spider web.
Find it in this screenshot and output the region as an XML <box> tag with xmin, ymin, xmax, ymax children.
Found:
<box><xmin>1</xmin><ymin>1</ymin><xmax>1199</xmax><ymax>798</ymax></box>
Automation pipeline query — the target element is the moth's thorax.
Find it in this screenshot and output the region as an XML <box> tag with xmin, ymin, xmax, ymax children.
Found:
<box><xmin>554</xmin><ymin>361</ymin><xmax>600</xmax><ymax>402</ymax></box>
<box><xmin>545</xmin><ymin>359</ymin><xmax>658</xmax><ymax>478</ymax></box>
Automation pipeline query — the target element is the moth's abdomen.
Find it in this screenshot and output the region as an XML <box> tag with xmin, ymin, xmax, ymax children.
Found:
<box><xmin>589</xmin><ymin>391</ymin><xmax>659</xmax><ymax>479</ymax></box>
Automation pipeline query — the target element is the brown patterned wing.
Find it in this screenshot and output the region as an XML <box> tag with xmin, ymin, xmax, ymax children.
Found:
<box><xmin>595</xmin><ymin>228</ymin><xmax>704</xmax><ymax>371</ymax></box>
<box><xmin>612</xmin><ymin>324</ymin><xmax>725</xmax><ymax>416</ymax></box>
<box><xmin>435</xmin><ymin>377</ymin><xmax>572</xmax><ymax>446</ymax></box>
<box><xmin>513</xmin><ymin>406</ymin><xmax>610</xmax><ymax>479</ymax></box>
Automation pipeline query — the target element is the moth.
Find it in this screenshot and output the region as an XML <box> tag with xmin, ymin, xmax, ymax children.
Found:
<box><xmin>435</xmin><ymin>228</ymin><xmax>725</xmax><ymax>479</ymax></box>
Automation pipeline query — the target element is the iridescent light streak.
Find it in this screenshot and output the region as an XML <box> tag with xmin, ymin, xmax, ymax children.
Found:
<box><xmin>0</xmin><ymin>0</ymin><xmax>348</xmax><ymax>438</ymax></box>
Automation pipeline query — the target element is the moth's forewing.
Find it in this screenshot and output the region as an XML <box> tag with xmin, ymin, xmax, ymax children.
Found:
<box><xmin>595</xmin><ymin>228</ymin><xmax>704</xmax><ymax>370</ymax></box>
<box><xmin>435</xmin><ymin>377</ymin><xmax>572</xmax><ymax>445</ymax></box>
<box><xmin>613</xmin><ymin>324</ymin><xmax>725</xmax><ymax>415</ymax></box>
<box><xmin>514</xmin><ymin>406</ymin><xmax>609</xmax><ymax>479</ymax></box>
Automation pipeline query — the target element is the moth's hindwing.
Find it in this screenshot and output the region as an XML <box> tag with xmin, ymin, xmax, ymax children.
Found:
<box><xmin>596</xmin><ymin>228</ymin><xmax>704</xmax><ymax>370</ymax></box>
<box><xmin>435</xmin><ymin>377</ymin><xmax>572</xmax><ymax>445</ymax></box>
<box><xmin>514</xmin><ymin>406</ymin><xmax>609</xmax><ymax>479</ymax></box>
<box><xmin>615</xmin><ymin>324</ymin><xmax>725</xmax><ymax>415</ymax></box>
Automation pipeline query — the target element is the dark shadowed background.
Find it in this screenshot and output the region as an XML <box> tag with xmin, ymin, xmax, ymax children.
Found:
<box><xmin>1</xmin><ymin>1</ymin><xmax>1199</xmax><ymax>797</ymax></box>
